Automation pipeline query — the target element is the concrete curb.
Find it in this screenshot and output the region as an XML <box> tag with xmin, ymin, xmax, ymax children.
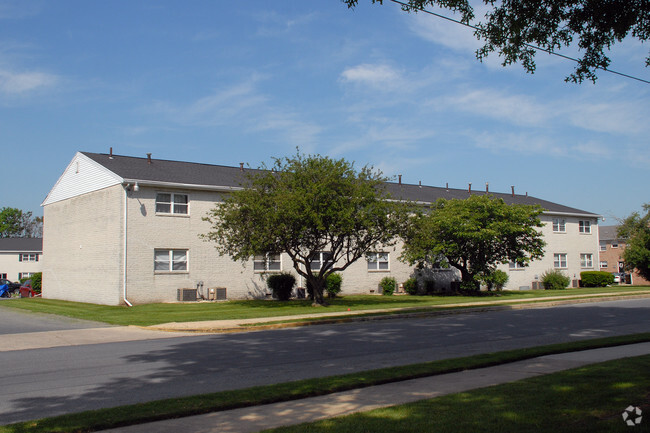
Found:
<box><xmin>146</xmin><ymin>291</ymin><xmax>650</xmax><ymax>333</ymax></box>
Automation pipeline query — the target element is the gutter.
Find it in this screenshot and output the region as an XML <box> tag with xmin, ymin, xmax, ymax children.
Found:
<box><xmin>122</xmin><ymin>179</ymin><xmax>244</xmax><ymax>193</ymax></box>
<box><xmin>122</xmin><ymin>186</ymin><xmax>133</xmax><ymax>307</ymax></box>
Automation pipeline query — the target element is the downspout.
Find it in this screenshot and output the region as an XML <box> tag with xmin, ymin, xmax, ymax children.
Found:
<box><xmin>123</xmin><ymin>185</ymin><xmax>133</xmax><ymax>307</ymax></box>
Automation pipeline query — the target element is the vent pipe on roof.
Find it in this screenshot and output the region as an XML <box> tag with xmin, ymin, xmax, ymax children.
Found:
<box><xmin>419</xmin><ymin>180</ymin><xmax>422</xmax><ymax>188</ymax></box>
<box><xmin>485</xmin><ymin>182</ymin><xmax>489</xmax><ymax>193</ymax></box>
<box><xmin>147</xmin><ymin>153</ymin><xmax>152</xmax><ymax>164</ymax></box>
<box><xmin>445</xmin><ymin>182</ymin><xmax>448</xmax><ymax>191</ymax></box>
<box><xmin>109</xmin><ymin>147</ymin><xmax>114</xmax><ymax>159</ymax></box>
<box><xmin>239</xmin><ymin>162</ymin><xmax>244</xmax><ymax>172</ymax></box>
<box><xmin>398</xmin><ymin>174</ymin><xmax>402</xmax><ymax>185</ymax></box>
<box><xmin>526</xmin><ymin>192</ymin><xmax>528</xmax><ymax>197</ymax></box>
<box><xmin>468</xmin><ymin>183</ymin><xmax>472</xmax><ymax>194</ymax></box>
<box><xmin>511</xmin><ymin>185</ymin><xmax>515</xmax><ymax>197</ymax></box>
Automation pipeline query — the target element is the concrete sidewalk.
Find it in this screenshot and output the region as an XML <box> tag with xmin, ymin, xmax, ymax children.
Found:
<box><xmin>99</xmin><ymin>342</ymin><xmax>650</xmax><ymax>433</ymax></box>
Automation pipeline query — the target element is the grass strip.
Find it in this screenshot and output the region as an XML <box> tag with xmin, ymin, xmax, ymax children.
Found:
<box><xmin>1</xmin><ymin>288</ymin><xmax>649</xmax><ymax>327</ymax></box>
<box><xmin>265</xmin><ymin>354</ymin><xmax>650</xmax><ymax>433</ymax></box>
<box><xmin>2</xmin><ymin>332</ymin><xmax>649</xmax><ymax>433</ymax></box>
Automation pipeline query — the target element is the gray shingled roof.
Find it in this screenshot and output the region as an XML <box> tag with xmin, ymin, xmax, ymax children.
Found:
<box><xmin>83</xmin><ymin>151</ymin><xmax>599</xmax><ymax>216</ymax></box>
<box><xmin>0</xmin><ymin>238</ymin><xmax>43</xmax><ymax>252</ymax></box>
<box><xmin>599</xmin><ymin>225</ymin><xmax>620</xmax><ymax>241</ymax></box>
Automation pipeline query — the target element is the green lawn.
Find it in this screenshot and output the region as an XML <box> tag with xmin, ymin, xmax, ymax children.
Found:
<box><xmin>265</xmin><ymin>354</ymin><xmax>650</xmax><ymax>433</ymax></box>
<box><xmin>1</xmin><ymin>286</ymin><xmax>648</xmax><ymax>326</ymax></box>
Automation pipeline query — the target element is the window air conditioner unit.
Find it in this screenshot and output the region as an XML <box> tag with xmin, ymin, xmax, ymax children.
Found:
<box><xmin>177</xmin><ymin>288</ymin><xmax>197</xmax><ymax>302</ymax></box>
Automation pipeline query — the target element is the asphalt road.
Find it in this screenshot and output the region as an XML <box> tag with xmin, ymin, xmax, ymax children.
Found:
<box><xmin>0</xmin><ymin>307</ymin><xmax>108</xmax><ymax>335</ymax></box>
<box><xmin>1</xmin><ymin>298</ymin><xmax>649</xmax><ymax>425</ymax></box>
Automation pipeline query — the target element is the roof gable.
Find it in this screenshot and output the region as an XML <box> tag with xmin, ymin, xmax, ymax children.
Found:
<box><xmin>42</xmin><ymin>152</ymin><xmax>123</xmax><ymax>206</ymax></box>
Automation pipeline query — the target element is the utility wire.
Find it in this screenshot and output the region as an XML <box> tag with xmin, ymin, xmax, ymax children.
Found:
<box><xmin>389</xmin><ymin>0</ymin><xmax>650</xmax><ymax>85</ymax></box>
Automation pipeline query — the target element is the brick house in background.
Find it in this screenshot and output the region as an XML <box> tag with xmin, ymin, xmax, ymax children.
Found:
<box><xmin>41</xmin><ymin>151</ymin><xmax>602</xmax><ymax>305</ymax></box>
<box><xmin>598</xmin><ymin>226</ymin><xmax>650</xmax><ymax>285</ymax></box>
<box><xmin>0</xmin><ymin>237</ymin><xmax>43</xmax><ymax>282</ymax></box>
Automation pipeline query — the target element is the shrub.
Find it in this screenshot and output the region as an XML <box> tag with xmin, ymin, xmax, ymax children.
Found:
<box><xmin>541</xmin><ymin>269</ymin><xmax>570</xmax><ymax>290</ymax></box>
<box><xmin>379</xmin><ymin>276</ymin><xmax>396</xmax><ymax>296</ymax></box>
<box><xmin>30</xmin><ymin>272</ymin><xmax>42</xmax><ymax>293</ymax></box>
<box><xmin>483</xmin><ymin>270</ymin><xmax>509</xmax><ymax>291</ymax></box>
<box><xmin>423</xmin><ymin>279</ymin><xmax>436</xmax><ymax>295</ymax></box>
<box><xmin>580</xmin><ymin>271</ymin><xmax>615</xmax><ymax>287</ymax></box>
<box><xmin>325</xmin><ymin>273</ymin><xmax>343</xmax><ymax>298</ymax></box>
<box><xmin>403</xmin><ymin>278</ymin><xmax>418</xmax><ymax>295</ymax></box>
<box><xmin>266</xmin><ymin>273</ymin><xmax>295</xmax><ymax>301</ymax></box>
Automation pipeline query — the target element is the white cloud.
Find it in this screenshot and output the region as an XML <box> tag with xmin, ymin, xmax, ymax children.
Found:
<box><xmin>0</xmin><ymin>69</ymin><xmax>57</xmax><ymax>94</ymax></box>
<box><xmin>407</xmin><ymin>8</ymin><xmax>481</xmax><ymax>53</ymax></box>
<box><xmin>339</xmin><ymin>64</ymin><xmax>401</xmax><ymax>88</ymax></box>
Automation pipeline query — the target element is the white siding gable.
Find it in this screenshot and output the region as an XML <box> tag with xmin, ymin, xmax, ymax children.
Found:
<box><xmin>42</xmin><ymin>152</ymin><xmax>123</xmax><ymax>206</ymax></box>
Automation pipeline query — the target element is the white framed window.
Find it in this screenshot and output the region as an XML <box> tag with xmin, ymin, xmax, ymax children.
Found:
<box><xmin>254</xmin><ymin>253</ymin><xmax>282</xmax><ymax>272</ymax></box>
<box><xmin>600</xmin><ymin>261</ymin><xmax>608</xmax><ymax>268</ymax></box>
<box><xmin>309</xmin><ymin>252</ymin><xmax>333</xmax><ymax>271</ymax></box>
<box><xmin>154</xmin><ymin>249</ymin><xmax>188</xmax><ymax>272</ymax></box>
<box><xmin>578</xmin><ymin>220</ymin><xmax>591</xmax><ymax>233</ymax></box>
<box><xmin>580</xmin><ymin>253</ymin><xmax>593</xmax><ymax>268</ymax></box>
<box><xmin>553</xmin><ymin>253</ymin><xmax>567</xmax><ymax>269</ymax></box>
<box><xmin>19</xmin><ymin>253</ymin><xmax>39</xmax><ymax>262</ymax></box>
<box><xmin>508</xmin><ymin>261</ymin><xmax>526</xmax><ymax>270</ymax></box>
<box><xmin>552</xmin><ymin>218</ymin><xmax>566</xmax><ymax>233</ymax></box>
<box><xmin>599</xmin><ymin>242</ymin><xmax>607</xmax><ymax>251</ymax></box>
<box><xmin>155</xmin><ymin>193</ymin><xmax>189</xmax><ymax>215</ymax></box>
<box><xmin>19</xmin><ymin>272</ymin><xmax>34</xmax><ymax>279</ymax></box>
<box><xmin>367</xmin><ymin>252</ymin><xmax>389</xmax><ymax>271</ymax></box>
<box><xmin>611</xmin><ymin>242</ymin><xmax>619</xmax><ymax>249</ymax></box>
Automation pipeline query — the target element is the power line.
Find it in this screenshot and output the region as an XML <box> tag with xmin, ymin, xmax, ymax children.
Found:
<box><xmin>389</xmin><ymin>0</ymin><xmax>650</xmax><ymax>85</ymax></box>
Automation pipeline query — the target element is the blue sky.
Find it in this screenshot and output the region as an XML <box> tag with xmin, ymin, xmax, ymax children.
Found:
<box><xmin>1</xmin><ymin>1</ymin><xmax>648</xmax><ymax>222</ymax></box>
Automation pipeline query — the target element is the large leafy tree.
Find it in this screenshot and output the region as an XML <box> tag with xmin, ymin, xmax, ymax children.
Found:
<box><xmin>203</xmin><ymin>152</ymin><xmax>406</xmax><ymax>305</ymax></box>
<box><xmin>618</xmin><ymin>203</ymin><xmax>650</xmax><ymax>281</ymax></box>
<box><xmin>400</xmin><ymin>195</ymin><xmax>545</xmax><ymax>290</ymax></box>
<box><xmin>344</xmin><ymin>0</ymin><xmax>649</xmax><ymax>83</ymax></box>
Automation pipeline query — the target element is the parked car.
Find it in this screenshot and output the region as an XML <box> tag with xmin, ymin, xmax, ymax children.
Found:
<box><xmin>0</xmin><ymin>278</ymin><xmax>20</xmax><ymax>294</ymax></box>
<box><xmin>612</xmin><ymin>273</ymin><xmax>623</xmax><ymax>284</ymax></box>
<box><xmin>19</xmin><ymin>280</ymin><xmax>35</xmax><ymax>298</ymax></box>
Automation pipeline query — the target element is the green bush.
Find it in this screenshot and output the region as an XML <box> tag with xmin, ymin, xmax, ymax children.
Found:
<box><xmin>403</xmin><ymin>278</ymin><xmax>418</xmax><ymax>295</ymax></box>
<box><xmin>580</xmin><ymin>271</ymin><xmax>615</xmax><ymax>287</ymax></box>
<box><xmin>423</xmin><ymin>279</ymin><xmax>436</xmax><ymax>295</ymax></box>
<box><xmin>379</xmin><ymin>276</ymin><xmax>396</xmax><ymax>296</ymax></box>
<box><xmin>325</xmin><ymin>273</ymin><xmax>343</xmax><ymax>298</ymax></box>
<box><xmin>266</xmin><ymin>273</ymin><xmax>296</xmax><ymax>301</ymax></box>
<box><xmin>483</xmin><ymin>270</ymin><xmax>509</xmax><ymax>291</ymax></box>
<box><xmin>541</xmin><ymin>269</ymin><xmax>570</xmax><ymax>290</ymax></box>
<box><xmin>31</xmin><ymin>272</ymin><xmax>42</xmax><ymax>293</ymax></box>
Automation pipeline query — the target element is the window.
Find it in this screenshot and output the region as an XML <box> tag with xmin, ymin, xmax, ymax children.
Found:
<box><xmin>156</xmin><ymin>193</ymin><xmax>189</xmax><ymax>215</ymax></box>
<box><xmin>0</xmin><ymin>273</ymin><xmax>6</xmax><ymax>279</ymax></box>
<box><xmin>310</xmin><ymin>252</ymin><xmax>333</xmax><ymax>271</ymax></box>
<box><xmin>253</xmin><ymin>253</ymin><xmax>282</xmax><ymax>272</ymax></box>
<box><xmin>600</xmin><ymin>261</ymin><xmax>608</xmax><ymax>268</ymax></box>
<box><xmin>578</xmin><ymin>220</ymin><xmax>591</xmax><ymax>233</ymax></box>
<box><xmin>611</xmin><ymin>242</ymin><xmax>619</xmax><ymax>249</ymax></box>
<box><xmin>580</xmin><ymin>253</ymin><xmax>593</xmax><ymax>268</ymax></box>
<box><xmin>367</xmin><ymin>252</ymin><xmax>389</xmax><ymax>271</ymax></box>
<box><xmin>19</xmin><ymin>253</ymin><xmax>39</xmax><ymax>262</ymax></box>
<box><xmin>553</xmin><ymin>253</ymin><xmax>567</xmax><ymax>268</ymax></box>
<box><xmin>154</xmin><ymin>249</ymin><xmax>188</xmax><ymax>272</ymax></box>
<box><xmin>19</xmin><ymin>272</ymin><xmax>34</xmax><ymax>279</ymax></box>
<box><xmin>599</xmin><ymin>242</ymin><xmax>607</xmax><ymax>251</ymax></box>
<box><xmin>552</xmin><ymin>218</ymin><xmax>566</xmax><ymax>233</ymax></box>
<box><xmin>508</xmin><ymin>261</ymin><xmax>526</xmax><ymax>270</ymax></box>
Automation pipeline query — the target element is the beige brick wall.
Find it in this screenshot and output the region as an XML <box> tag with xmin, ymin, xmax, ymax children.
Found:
<box><xmin>498</xmin><ymin>214</ymin><xmax>600</xmax><ymax>290</ymax></box>
<box><xmin>43</xmin><ymin>185</ymin><xmax>124</xmax><ymax>305</ymax></box>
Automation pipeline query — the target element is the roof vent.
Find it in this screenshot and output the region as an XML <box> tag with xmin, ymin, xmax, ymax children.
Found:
<box><xmin>445</xmin><ymin>182</ymin><xmax>449</xmax><ymax>191</ymax></box>
<box><xmin>239</xmin><ymin>162</ymin><xmax>244</xmax><ymax>172</ymax></box>
<box><xmin>511</xmin><ymin>185</ymin><xmax>515</xmax><ymax>197</ymax></box>
<box><xmin>418</xmin><ymin>180</ymin><xmax>422</xmax><ymax>188</ymax></box>
<box><xmin>485</xmin><ymin>182</ymin><xmax>489</xmax><ymax>193</ymax></box>
<box><xmin>398</xmin><ymin>174</ymin><xmax>402</xmax><ymax>185</ymax></box>
<box><xmin>109</xmin><ymin>147</ymin><xmax>114</xmax><ymax>159</ymax></box>
<box><xmin>468</xmin><ymin>183</ymin><xmax>472</xmax><ymax>194</ymax></box>
<box><xmin>147</xmin><ymin>153</ymin><xmax>152</xmax><ymax>164</ymax></box>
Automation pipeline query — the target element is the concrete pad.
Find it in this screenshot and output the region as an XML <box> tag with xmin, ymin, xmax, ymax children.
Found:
<box><xmin>0</xmin><ymin>327</ymin><xmax>193</xmax><ymax>352</ymax></box>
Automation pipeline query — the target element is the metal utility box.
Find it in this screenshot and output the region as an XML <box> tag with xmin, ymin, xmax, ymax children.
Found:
<box><xmin>177</xmin><ymin>288</ymin><xmax>197</xmax><ymax>302</ymax></box>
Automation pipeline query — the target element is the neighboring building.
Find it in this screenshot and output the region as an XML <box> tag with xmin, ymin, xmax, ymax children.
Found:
<box><xmin>42</xmin><ymin>151</ymin><xmax>601</xmax><ymax>305</ymax></box>
<box><xmin>0</xmin><ymin>237</ymin><xmax>43</xmax><ymax>282</ymax></box>
<box><xmin>598</xmin><ymin>226</ymin><xmax>650</xmax><ymax>285</ymax></box>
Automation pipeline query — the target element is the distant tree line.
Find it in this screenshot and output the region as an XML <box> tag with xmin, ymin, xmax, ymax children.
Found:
<box><xmin>0</xmin><ymin>207</ymin><xmax>43</xmax><ymax>238</ymax></box>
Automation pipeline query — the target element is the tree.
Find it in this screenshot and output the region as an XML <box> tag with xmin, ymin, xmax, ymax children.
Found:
<box><xmin>400</xmin><ymin>195</ymin><xmax>545</xmax><ymax>291</ymax></box>
<box><xmin>618</xmin><ymin>203</ymin><xmax>650</xmax><ymax>281</ymax></box>
<box><xmin>203</xmin><ymin>151</ymin><xmax>406</xmax><ymax>305</ymax></box>
<box><xmin>0</xmin><ymin>208</ymin><xmax>43</xmax><ymax>238</ymax></box>
<box><xmin>344</xmin><ymin>0</ymin><xmax>649</xmax><ymax>83</ymax></box>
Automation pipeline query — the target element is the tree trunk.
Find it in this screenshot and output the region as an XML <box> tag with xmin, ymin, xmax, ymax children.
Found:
<box><xmin>308</xmin><ymin>277</ymin><xmax>327</xmax><ymax>306</ymax></box>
